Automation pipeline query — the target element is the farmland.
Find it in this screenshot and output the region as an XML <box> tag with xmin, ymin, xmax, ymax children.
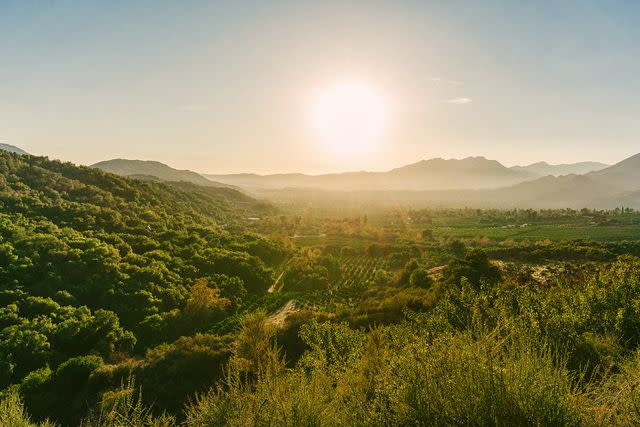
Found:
<box><xmin>337</xmin><ymin>254</ymin><xmax>390</xmax><ymax>289</ymax></box>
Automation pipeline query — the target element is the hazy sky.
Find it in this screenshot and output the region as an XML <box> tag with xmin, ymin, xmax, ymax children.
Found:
<box><xmin>1</xmin><ymin>1</ymin><xmax>639</xmax><ymax>174</ymax></box>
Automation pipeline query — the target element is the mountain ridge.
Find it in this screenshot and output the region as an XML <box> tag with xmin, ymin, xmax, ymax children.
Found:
<box><xmin>510</xmin><ymin>161</ymin><xmax>609</xmax><ymax>176</ymax></box>
<box><xmin>91</xmin><ymin>158</ymin><xmax>230</xmax><ymax>188</ymax></box>
<box><xmin>206</xmin><ymin>156</ymin><xmax>537</xmax><ymax>191</ymax></box>
<box><xmin>87</xmin><ymin>153</ymin><xmax>640</xmax><ymax>207</ymax></box>
<box><xmin>218</xmin><ymin>152</ymin><xmax>640</xmax><ymax>209</ymax></box>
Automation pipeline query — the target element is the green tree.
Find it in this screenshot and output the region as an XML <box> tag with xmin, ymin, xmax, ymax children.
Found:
<box><xmin>443</xmin><ymin>249</ymin><xmax>501</xmax><ymax>289</ymax></box>
<box><xmin>409</xmin><ymin>268</ymin><xmax>433</xmax><ymax>289</ymax></box>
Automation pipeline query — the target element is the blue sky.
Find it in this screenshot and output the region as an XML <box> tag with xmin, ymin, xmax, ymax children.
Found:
<box><xmin>1</xmin><ymin>1</ymin><xmax>639</xmax><ymax>173</ymax></box>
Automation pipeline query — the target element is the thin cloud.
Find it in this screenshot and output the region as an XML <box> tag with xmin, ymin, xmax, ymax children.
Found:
<box><xmin>445</xmin><ymin>97</ymin><xmax>472</xmax><ymax>104</ymax></box>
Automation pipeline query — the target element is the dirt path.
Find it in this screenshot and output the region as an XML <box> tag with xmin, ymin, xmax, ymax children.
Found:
<box><xmin>269</xmin><ymin>299</ymin><xmax>298</xmax><ymax>326</ymax></box>
<box><xmin>267</xmin><ymin>271</ymin><xmax>285</xmax><ymax>294</ymax></box>
<box><xmin>428</xmin><ymin>265</ymin><xmax>445</xmax><ymax>275</ymax></box>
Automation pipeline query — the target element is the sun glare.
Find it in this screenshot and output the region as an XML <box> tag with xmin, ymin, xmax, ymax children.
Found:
<box><xmin>309</xmin><ymin>81</ymin><xmax>389</xmax><ymax>157</ymax></box>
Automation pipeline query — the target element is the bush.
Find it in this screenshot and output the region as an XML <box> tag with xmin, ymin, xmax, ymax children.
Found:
<box><xmin>443</xmin><ymin>249</ymin><xmax>502</xmax><ymax>289</ymax></box>
<box><xmin>409</xmin><ymin>268</ymin><xmax>433</xmax><ymax>289</ymax></box>
<box><xmin>18</xmin><ymin>356</ymin><xmax>103</xmax><ymax>425</ymax></box>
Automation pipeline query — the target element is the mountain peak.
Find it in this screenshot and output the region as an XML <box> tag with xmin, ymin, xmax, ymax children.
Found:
<box><xmin>399</xmin><ymin>156</ymin><xmax>504</xmax><ymax>171</ymax></box>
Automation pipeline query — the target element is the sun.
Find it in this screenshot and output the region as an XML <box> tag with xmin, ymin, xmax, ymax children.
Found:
<box><xmin>309</xmin><ymin>81</ymin><xmax>389</xmax><ymax>156</ymax></box>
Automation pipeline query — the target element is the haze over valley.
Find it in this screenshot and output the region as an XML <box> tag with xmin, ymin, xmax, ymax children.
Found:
<box><xmin>86</xmin><ymin>152</ymin><xmax>636</xmax><ymax>209</ymax></box>
<box><xmin>4</xmin><ymin>2</ymin><xmax>640</xmax><ymax>426</ymax></box>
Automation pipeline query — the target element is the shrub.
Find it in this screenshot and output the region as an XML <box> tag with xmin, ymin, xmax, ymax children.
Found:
<box><xmin>443</xmin><ymin>248</ymin><xmax>502</xmax><ymax>289</ymax></box>
<box><xmin>409</xmin><ymin>268</ymin><xmax>433</xmax><ymax>289</ymax></box>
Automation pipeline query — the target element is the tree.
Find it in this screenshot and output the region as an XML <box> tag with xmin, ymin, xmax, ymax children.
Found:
<box><xmin>409</xmin><ymin>269</ymin><xmax>433</xmax><ymax>289</ymax></box>
<box><xmin>398</xmin><ymin>259</ymin><xmax>419</xmax><ymax>286</ymax></box>
<box><xmin>443</xmin><ymin>249</ymin><xmax>501</xmax><ymax>289</ymax></box>
<box><xmin>213</xmin><ymin>275</ymin><xmax>247</xmax><ymax>309</ymax></box>
<box><xmin>183</xmin><ymin>279</ymin><xmax>231</xmax><ymax>327</ymax></box>
<box><xmin>449</xmin><ymin>239</ymin><xmax>466</xmax><ymax>258</ymax></box>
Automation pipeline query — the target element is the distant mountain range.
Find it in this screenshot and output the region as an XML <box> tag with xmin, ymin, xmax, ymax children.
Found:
<box><xmin>206</xmin><ymin>157</ymin><xmax>538</xmax><ymax>191</ymax></box>
<box><xmin>91</xmin><ymin>159</ymin><xmax>229</xmax><ymax>187</ymax></box>
<box><xmin>0</xmin><ymin>143</ymin><xmax>29</xmax><ymax>155</ymax></box>
<box><xmin>206</xmin><ymin>157</ymin><xmax>611</xmax><ymax>192</ymax></box>
<box><xmin>91</xmin><ymin>154</ymin><xmax>640</xmax><ymax>208</ymax></box>
<box><xmin>248</xmin><ymin>153</ymin><xmax>640</xmax><ymax>209</ymax></box>
<box><xmin>510</xmin><ymin>161</ymin><xmax>608</xmax><ymax>176</ymax></box>
<box><xmin>5</xmin><ymin>143</ymin><xmax>639</xmax><ymax>208</ymax></box>
<box><xmin>204</xmin><ymin>154</ymin><xmax>640</xmax><ymax>209</ymax></box>
<box><xmin>488</xmin><ymin>153</ymin><xmax>640</xmax><ymax>208</ymax></box>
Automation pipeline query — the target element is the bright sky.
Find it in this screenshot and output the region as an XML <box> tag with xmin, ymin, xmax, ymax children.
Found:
<box><xmin>1</xmin><ymin>1</ymin><xmax>639</xmax><ymax>174</ymax></box>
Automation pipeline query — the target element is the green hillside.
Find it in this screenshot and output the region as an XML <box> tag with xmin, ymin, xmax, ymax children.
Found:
<box><xmin>0</xmin><ymin>151</ymin><xmax>289</xmax><ymax>424</ymax></box>
<box><xmin>91</xmin><ymin>158</ymin><xmax>222</xmax><ymax>187</ymax></box>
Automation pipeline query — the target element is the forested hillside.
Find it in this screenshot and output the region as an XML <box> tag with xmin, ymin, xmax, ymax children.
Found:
<box><xmin>0</xmin><ymin>151</ymin><xmax>288</xmax><ymax>425</ymax></box>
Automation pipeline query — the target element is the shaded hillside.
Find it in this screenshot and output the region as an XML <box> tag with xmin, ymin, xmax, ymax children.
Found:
<box><xmin>207</xmin><ymin>156</ymin><xmax>537</xmax><ymax>191</ymax></box>
<box><xmin>510</xmin><ymin>161</ymin><xmax>608</xmax><ymax>176</ymax></box>
<box><xmin>92</xmin><ymin>158</ymin><xmax>226</xmax><ymax>187</ymax></box>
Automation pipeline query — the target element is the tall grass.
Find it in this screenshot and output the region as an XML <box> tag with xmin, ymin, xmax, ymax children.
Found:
<box><xmin>582</xmin><ymin>350</ymin><xmax>640</xmax><ymax>426</ymax></box>
<box><xmin>0</xmin><ymin>391</ymin><xmax>55</xmax><ymax>427</ymax></box>
<box><xmin>379</xmin><ymin>329</ymin><xmax>581</xmax><ymax>426</ymax></box>
<box><xmin>185</xmin><ymin>318</ymin><xmax>586</xmax><ymax>426</ymax></box>
<box><xmin>80</xmin><ymin>376</ymin><xmax>174</xmax><ymax>427</ymax></box>
<box><xmin>5</xmin><ymin>313</ymin><xmax>640</xmax><ymax>426</ymax></box>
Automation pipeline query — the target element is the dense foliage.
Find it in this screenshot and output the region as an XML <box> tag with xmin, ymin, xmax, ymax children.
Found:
<box><xmin>4</xmin><ymin>150</ymin><xmax>640</xmax><ymax>425</ymax></box>
<box><xmin>0</xmin><ymin>152</ymin><xmax>287</xmax><ymax>424</ymax></box>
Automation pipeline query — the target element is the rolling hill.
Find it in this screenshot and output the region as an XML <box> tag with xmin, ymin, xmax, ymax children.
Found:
<box><xmin>92</xmin><ymin>159</ymin><xmax>225</xmax><ymax>187</ymax></box>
